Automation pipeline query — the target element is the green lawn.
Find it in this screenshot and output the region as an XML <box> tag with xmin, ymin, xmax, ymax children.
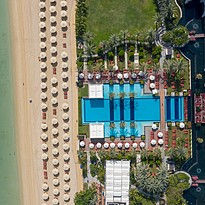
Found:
<box><xmin>86</xmin><ymin>0</ymin><xmax>156</xmax><ymax>44</ymax></box>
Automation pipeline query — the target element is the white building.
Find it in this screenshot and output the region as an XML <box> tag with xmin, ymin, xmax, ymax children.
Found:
<box><xmin>105</xmin><ymin>160</ymin><xmax>130</xmax><ymax>205</ymax></box>
<box><xmin>88</xmin><ymin>84</ymin><xmax>103</xmax><ymax>98</ymax></box>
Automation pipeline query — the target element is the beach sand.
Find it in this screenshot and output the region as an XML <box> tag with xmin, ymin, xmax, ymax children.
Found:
<box><xmin>9</xmin><ymin>0</ymin><xmax>82</xmax><ymax>204</ymax></box>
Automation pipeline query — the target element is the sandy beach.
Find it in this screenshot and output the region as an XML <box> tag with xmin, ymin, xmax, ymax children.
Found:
<box><xmin>9</xmin><ymin>0</ymin><xmax>82</xmax><ymax>204</ymax></box>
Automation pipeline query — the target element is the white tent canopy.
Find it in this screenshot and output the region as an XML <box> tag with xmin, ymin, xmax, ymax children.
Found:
<box><xmin>88</xmin><ymin>84</ymin><xmax>103</xmax><ymax>98</ymax></box>
<box><xmin>158</xmin><ymin>139</ymin><xmax>164</xmax><ymax>145</ymax></box>
<box><xmin>89</xmin><ymin>143</ymin><xmax>94</xmax><ymax>149</ymax></box>
<box><xmin>179</xmin><ymin>122</ymin><xmax>185</xmax><ymax>129</ymax></box>
<box><xmin>110</xmin><ymin>142</ymin><xmax>115</xmax><ymax>148</ymax></box>
<box><xmin>151</xmin><ymin>139</ymin><xmax>156</xmax><ymax>145</ymax></box>
<box><xmin>149</xmin><ymin>75</ymin><xmax>155</xmax><ymax>81</ymax></box>
<box><xmin>140</xmin><ymin>141</ymin><xmax>145</xmax><ymax>148</ymax></box>
<box><xmin>104</xmin><ymin>142</ymin><xmax>109</xmax><ymax>149</ymax></box>
<box><xmin>158</xmin><ymin>131</ymin><xmax>163</xmax><ymax>138</ymax></box>
<box><xmin>132</xmin><ymin>143</ymin><xmax>138</xmax><ymax>148</ymax></box>
<box><xmin>152</xmin><ymin>124</ymin><xmax>157</xmax><ymax>130</ymax></box>
<box><xmin>79</xmin><ymin>141</ymin><xmax>85</xmax><ymax>147</ymax></box>
<box><xmin>89</xmin><ymin>123</ymin><xmax>104</xmax><ymax>139</ymax></box>
<box><xmin>150</xmin><ymin>83</ymin><xmax>155</xmax><ymax>89</ymax></box>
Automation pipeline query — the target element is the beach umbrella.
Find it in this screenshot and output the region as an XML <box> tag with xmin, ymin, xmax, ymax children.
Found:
<box><xmin>63</xmin><ymin>174</ymin><xmax>70</xmax><ymax>181</ymax></box>
<box><xmin>62</xmin><ymin>123</ymin><xmax>69</xmax><ymax>130</ymax></box>
<box><xmin>42</xmin><ymin>193</ymin><xmax>49</xmax><ymax>201</ymax></box>
<box><xmin>52</xmin><ymin>199</ymin><xmax>59</xmax><ymax>205</ymax></box>
<box><xmin>117</xmin><ymin>142</ymin><xmax>122</xmax><ymax>149</ymax></box>
<box><xmin>158</xmin><ymin>139</ymin><xmax>164</xmax><ymax>145</ymax></box>
<box><xmin>49</xmin><ymin>6</ymin><xmax>56</xmax><ymax>13</ymax></box>
<box><xmin>61</xmin><ymin>21</ymin><xmax>67</xmax><ymax>28</ymax></box>
<box><xmin>40</xmin><ymin>42</ymin><xmax>46</xmax><ymax>49</ymax></box>
<box><xmin>63</xmin><ymin>153</ymin><xmax>69</xmax><ymax>161</ymax></box>
<box><xmin>52</xmin><ymin>158</ymin><xmax>59</xmax><ymax>166</ymax></box>
<box><xmin>40</xmin><ymin>62</ymin><xmax>46</xmax><ymax>69</ymax></box>
<box><xmin>50</xmin><ymin>47</ymin><xmax>57</xmax><ymax>54</ymax></box>
<box><xmin>39</xmin><ymin>22</ymin><xmax>46</xmax><ymax>29</ymax></box>
<box><xmin>53</xmin><ymin>188</ymin><xmax>59</xmax><ymax>196</ymax></box>
<box><xmin>124</xmin><ymin>73</ymin><xmax>129</xmax><ymax>79</ymax></box>
<box><xmin>96</xmin><ymin>142</ymin><xmax>102</xmax><ymax>149</ymax></box>
<box><xmin>52</xmin><ymin>138</ymin><xmax>59</xmax><ymax>145</ymax></box>
<box><xmin>158</xmin><ymin>132</ymin><xmax>163</xmax><ymax>138</ymax></box>
<box><xmin>41</xmin><ymin>153</ymin><xmax>48</xmax><ymax>160</ymax></box>
<box><xmin>89</xmin><ymin>143</ymin><xmax>94</xmax><ymax>149</ymax></box>
<box><xmin>63</xmin><ymin>194</ymin><xmax>70</xmax><ymax>201</ymax></box>
<box><xmin>151</xmin><ymin>139</ymin><xmax>156</xmax><ymax>146</ymax></box>
<box><xmin>64</xmin><ymin>164</ymin><xmax>70</xmax><ymax>171</ymax></box>
<box><xmin>104</xmin><ymin>142</ymin><xmax>109</xmax><ymax>149</ymax></box>
<box><xmin>40</xmin><ymin>72</ymin><xmax>47</xmax><ymax>80</ymax></box>
<box><xmin>50</xmin><ymin>36</ymin><xmax>57</xmax><ymax>44</ymax></box>
<box><xmin>125</xmin><ymin>142</ymin><xmax>130</xmax><ymax>149</ymax></box>
<box><xmin>51</xmin><ymin>77</ymin><xmax>58</xmax><ymax>84</ymax></box>
<box><xmin>52</xmin><ymin>128</ymin><xmax>58</xmax><ymax>135</ymax></box>
<box><xmin>79</xmin><ymin>141</ymin><xmax>85</xmax><ymax>147</ymax></box>
<box><xmin>39</xmin><ymin>12</ymin><xmax>46</xmax><ymax>19</ymax></box>
<box><xmin>39</xmin><ymin>32</ymin><xmax>46</xmax><ymax>39</ymax></box>
<box><xmin>61</xmin><ymin>72</ymin><xmax>68</xmax><ymax>79</ymax></box>
<box><xmin>50</xmin><ymin>57</ymin><xmax>57</xmax><ymax>64</ymax></box>
<box><xmin>88</xmin><ymin>73</ymin><xmax>94</xmax><ymax>79</ymax></box>
<box><xmin>61</xmin><ymin>82</ymin><xmax>68</xmax><ymax>90</ymax></box>
<box><xmin>139</xmin><ymin>71</ymin><xmax>144</xmax><ymax>76</ymax></box>
<box><xmin>150</xmin><ymin>75</ymin><xmax>155</xmax><ymax>81</ymax></box>
<box><xmin>60</xmin><ymin>10</ymin><xmax>67</xmax><ymax>17</ymax></box>
<box><xmin>52</xmin><ymin>148</ymin><xmax>59</xmax><ymax>156</ymax></box>
<box><xmin>40</xmin><ymin>93</ymin><xmax>47</xmax><ymax>100</ymax></box>
<box><xmin>110</xmin><ymin>142</ymin><xmax>115</xmax><ymax>148</ymax></box>
<box><xmin>50</xmin><ymin>16</ymin><xmax>56</xmax><ymax>23</ymax></box>
<box><xmin>40</xmin><ymin>82</ymin><xmax>47</xmax><ymax>89</ymax></box>
<box><xmin>131</xmin><ymin>73</ymin><xmax>137</xmax><ymax>79</ymax></box>
<box><xmin>61</xmin><ymin>51</ymin><xmax>68</xmax><ymax>59</ymax></box>
<box><xmin>152</xmin><ymin>124</ymin><xmax>157</xmax><ymax>130</ymax></box>
<box><xmin>64</xmin><ymin>184</ymin><xmax>70</xmax><ymax>192</ymax></box>
<box><xmin>40</xmin><ymin>52</ymin><xmax>46</xmax><ymax>59</ymax></box>
<box><xmin>52</xmin><ymin>118</ymin><xmax>58</xmax><ymax>125</ymax></box>
<box><xmin>51</xmin><ymin>98</ymin><xmax>58</xmax><ymax>105</ymax></box>
<box><xmin>41</xmin><ymin>103</ymin><xmax>47</xmax><ymax>110</ymax></box>
<box><xmin>96</xmin><ymin>73</ymin><xmax>101</xmax><ymax>79</ymax></box>
<box><xmin>113</xmin><ymin>65</ymin><xmax>118</xmax><ymax>71</ymax></box>
<box><xmin>51</xmin><ymin>87</ymin><xmax>58</xmax><ymax>94</ymax></box>
<box><xmin>117</xmin><ymin>73</ymin><xmax>123</xmax><ymax>79</ymax></box>
<box><xmin>62</xmin><ymin>62</ymin><xmax>68</xmax><ymax>69</ymax></box>
<box><xmin>63</xmin><ymin>143</ymin><xmax>69</xmax><ymax>151</ymax></box>
<box><xmin>79</xmin><ymin>73</ymin><xmax>84</xmax><ymax>79</ymax></box>
<box><xmin>62</xmin><ymin>103</ymin><xmax>69</xmax><ymax>109</ymax></box>
<box><xmin>140</xmin><ymin>141</ymin><xmax>145</xmax><ymax>148</ymax></box>
<box><xmin>41</xmin><ymin>133</ymin><xmax>48</xmax><ymax>140</ymax></box>
<box><xmin>50</xmin><ymin>26</ymin><xmax>57</xmax><ymax>33</ymax></box>
<box><xmin>179</xmin><ymin>122</ymin><xmax>185</xmax><ymax>129</ymax></box>
<box><xmin>39</xmin><ymin>2</ymin><xmax>45</xmax><ymax>9</ymax></box>
<box><xmin>41</xmin><ymin>123</ymin><xmax>48</xmax><ymax>130</ymax></box>
<box><xmin>52</xmin><ymin>168</ymin><xmax>59</xmax><ymax>176</ymax></box>
<box><xmin>132</xmin><ymin>143</ymin><xmax>138</xmax><ymax>148</ymax></box>
<box><xmin>60</xmin><ymin>1</ymin><xmax>67</xmax><ymax>7</ymax></box>
<box><xmin>63</xmin><ymin>133</ymin><xmax>69</xmax><ymax>140</ymax></box>
<box><xmin>62</xmin><ymin>113</ymin><xmax>69</xmax><ymax>120</ymax></box>
<box><xmin>52</xmin><ymin>179</ymin><xmax>59</xmax><ymax>186</ymax></box>
<box><xmin>41</xmin><ymin>143</ymin><xmax>48</xmax><ymax>151</ymax></box>
<box><xmin>42</xmin><ymin>183</ymin><xmax>49</xmax><ymax>191</ymax></box>
<box><xmin>150</xmin><ymin>83</ymin><xmax>155</xmax><ymax>89</ymax></box>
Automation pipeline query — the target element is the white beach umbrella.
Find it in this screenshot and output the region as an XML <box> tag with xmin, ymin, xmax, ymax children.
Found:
<box><xmin>40</xmin><ymin>42</ymin><xmax>46</xmax><ymax>49</ymax></box>
<box><xmin>96</xmin><ymin>73</ymin><xmax>101</xmax><ymax>79</ymax></box>
<box><xmin>51</xmin><ymin>98</ymin><xmax>58</xmax><ymax>105</ymax></box>
<box><xmin>41</xmin><ymin>143</ymin><xmax>48</xmax><ymax>151</ymax></box>
<box><xmin>50</xmin><ymin>16</ymin><xmax>56</xmax><ymax>23</ymax></box>
<box><xmin>139</xmin><ymin>71</ymin><xmax>144</xmax><ymax>76</ymax></box>
<box><xmin>39</xmin><ymin>2</ymin><xmax>45</xmax><ymax>9</ymax></box>
<box><xmin>62</xmin><ymin>62</ymin><xmax>68</xmax><ymax>69</ymax></box>
<box><xmin>104</xmin><ymin>142</ymin><xmax>109</xmax><ymax>149</ymax></box>
<box><xmin>110</xmin><ymin>142</ymin><xmax>115</xmax><ymax>148</ymax></box>
<box><xmin>52</xmin><ymin>118</ymin><xmax>58</xmax><ymax>125</ymax></box>
<box><xmin>158</xmin><ymin>139</ymin><xmax>164</xmax><ymax>145</ymax></box>
<box><xmin>62</xmin><ymin>123</ymin><xmax>69</xmax><ymax>130</ymax></box>
<box><xmin>40</xmin><ymin>82</ymin><xmax>47</xmax><ymax>89</ymax></box>
<box><xmin>39</xmin><ymin>12</ymin><xmax>46</xmax><ymax>19</ymax></box>
<box><xmin>63</xmin><ymin>133</ymin><xmax>69</xmax><ymax>140</ymax></box>
<box><xmin>89</xmin><ymin>143</ymin><xmax>94</xmax><ymax>149</ymax></box>
<box><xmin>52</xmin><ymin>148</ymin><xmax>59</xmax><ymax>156</ymax></box>
<box><xmin>61</xmin><ymin>51</ymin><xmax>68</xmax><ymax>59</ymax></box>
<box><xmin>157</xmin><ymin>132</ymin><xmax>163</xmax><ymax>138</ymax></box>
<box><xmin>79</xmin><ymin>141</ymin><xmax>85</xmax><ymax>147</ymax></box>
<box><xmin>41</xmin><ymin>103</ymin><xmax>47</xmax><ymax>110</ymax></box>
<box><xmin>125</xmin><ymin>142</ymin><xmax>130</xmax><ymax>149</ymax></box>
<box><xmin>132</xmin><ymin>142</ymin><xmax>138</xmax><ymax>148</ymax></box>
<box><xmin>63</xmin><ymin>174</ymin><xmax>70</xmax><ymax>181</ymax></box>
<box><xmin>61</xmin><ymin>21</ymin><xmax>67</xmax><ymax>28</ymax></box>
<box><xmin>50</xmin><ymin>26</ymin><xmax>57</xmax><ymax>33</ymax></box>
<box><xmin>64</xmin><ymin>164</ymin><xmax>70</xmax><ymax>171</ymax></box>
<box><xmin>51</xmin><ymin>77</ymin><xmax>58</xmax><ymax>84</ymax></box>
<box><xmin>39</xmin><ymin>22</ymin><xmax>46</xmax><ymax>29</ymax></box>
<box><xmin>40</xmin><ymin>93</ymin><xmax>47</xmax><ymax>100</ymax></box>
<box><xmin>149</xmin><ymin>75</ymin><xmax>155</xmax><ymax>81</ymax></box>
<box><xmin>52</xmin><ymin>138</ymin><xmax>59</xmax><ymax>145</ymax></box>
<box><xmin>41</xmin><ymin>133</ymin><xmax>48</xmax><ymax>140</ymax></box>
<box><xmin>51</xmin><ymin>87</ymin><xmax>58</xmax><ymax>95</ymax></box>
<box><xmin>40</xmin><ymin>72</ymin><xmax>47</xmax><ymax>80</ymax></box>
<box><xmin>52</xmin><ymin>199</ymin><xmax>59</xmax><ymax>205</ymax></box>
<box><xmin>62</xmin><ymin>113</ymin><xmax>69</xmax><ymax>120</ymax></box>
<box><xmin>60</xmin><ymin>1</ymin><xmax>67</xmax><ymax>7</ymax></box>
<box><xmin>64</xmin><ymin>184</ymin><xmax>70</xmax><ymax>192</ymax></box>
<box><xmin>88</xmin><ymin>73</ymin><xmax>94</xmax><ymax>79</ymax></box>
<box><xmin>151</xmin><ymin>139</ymin><xmax>156</xmax><ymax>146</ymax></box>
<box><xmin>62</xmin><ymin>103</ymin><xmax>69</xmax><ymax>109</ymax></box>
<box><xmin>49</xmin><ymin>6</ymin><xmax>56</xmax><ymax>13</ymax></box>
<box><xmin>152</xmin><ymin>124</ymin><xmax>157</xmax><ymax>130</ymax></box>
<box><xmin>52</xmin><ymin>158</ymin><xmax>59</xmax><ymax>166</ymax></box>
<box><xmin>124</xmin><ymin>73</ymin><xmax>129</xmax><ymax>79</ymax></box>
<box><xmin>39</xmin><ymin>32</ymin><xmax>46</xmax><ymax>39</ymax></box>
<box><xmin>140</xmin><ymin>141</ymin><xmax>145</xmax><ymax>148</ymax></box>
<box><xmin>50</xmin><ymin>47</ymin><xmax>57</xmax><ymax>54</ymax></box>
<box><xmin>50</xmin><ymin>57</ymin><xmax>57</xmax><ymax>64</ymax></box>
<box><xmin>41</xmin><ymin>153</ymin><xmax>48</xmax><ymax>160</ymax></box>
<box><xmin>42</xmin><ymin>183</ymin><xmax>49</xmax><ymax>191</ymax></box>
<box><xmin>50</xmin><ymin>36</ymin><xmax>57</xmax><ymax>44</ymax></box>
<box><xmin>52</xmin><ymin>179</ymin><xmax>59</xmax><ymax>186</ymax></box>
<box><xmin>41</xmin><ymin>123</ymin><xmax>48</xmax><ymax>130</ymax></box>
<box><xmin>63</xmin><ymin>143</ymin><xmax>69</xmax><ymax>151</ymax></box>
<box><xmin>42</xmin><ymin>193</ymin><xmax>49</xmax><ymax>200</ymax></box>
<box><xmin>79</xmin><ymin>73</ymin><xmax>84</xmax><ymax>79</ymax></box>
<box><xmin>96</xmin><ymin>142</ymin><xmax>102</xmax><ymax>149</ymax></box>
<box><xmin>40</xmin><ymin>52</ymin><xmax>46</xmax><ymax>59</ymax></box>
<box><xmin>117</xmin><ymin>142</ymin><xmax>122</xmax><ymax>149</ymax></box>
<box><xmin>52</xmin><ymin>168</ymin><xmax>59</xmax><ymax>176</ymax></box>
<box><xmin>40</xmin><ymin>62</ymin><xmax>46</xmax><ymax>69</ymax></box>
<box><xmin>179</xmin><ymin>122</ymin><xmax>185</xmax><ymax>129</ymax></box>
<box><xmin>60</xmin><ymin>10</ymin><xmax>67</xmax><ymax>17</ymax></box>
<box><xmin>63</xmin><ymin>194</ymin><xmax>70</xmax><ymax>201</ymax></box>
<box><xmin>62</xmin><ymin>83</ymin><xmax>68</xmax><ymax>90</ymax></box>
<box><xmin>117</xmin><ymin>73</ymin><xmax>123</xmax><ymax>79</ymax></box>
<box><xmin>131</xmin><ymin>73</ymin><xmax>137</xmax><ymax>79</ymax></box>
<box><xmin>150</xmin><ymin>83</ymin><xmax>155</xmax><ymax>89</ymax></box>
<box><xmin>52</xmin><ymin>128</ymin><xmax>58</xmax><ymax>135</ymax></box>
<box><xmin>61</xmin><ymin>72</ymin><xmax>68</xmax><ymax>79</ymax></box>
<box><xmin>53</xmin><ymin>188</ymin><xmax>59</xmax><ymax>196</ymax></box>
<box><xmin>63</xmin><ymin>153</ymin><xmax>69</xmax><ymax>161</ymax></box>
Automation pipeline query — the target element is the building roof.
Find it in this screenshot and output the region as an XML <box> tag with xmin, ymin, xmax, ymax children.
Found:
<box><xmin>89</xmin><ymin>123</ymin><xmax>104</xmax><ymax>139</ymax></box>
<box><xmin>105</xmin><ymin>160</ymin><xmax>130</xmax><ymax>205</ymax></box>
<box><xmin>88</xmin><ymin>84</ymin><xmax>103</xmax><ymax>98</ymax></box>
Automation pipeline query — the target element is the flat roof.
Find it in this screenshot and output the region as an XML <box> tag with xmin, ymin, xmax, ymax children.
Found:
<box><xmin>88</xmin><ymin>84</ymin><xmax>103</xmax><ymax>98</ymax></box>
<box><xmin>89</xmin><ymin>123</ymin><xmax>104</xmax><ymax>139</ymax></box>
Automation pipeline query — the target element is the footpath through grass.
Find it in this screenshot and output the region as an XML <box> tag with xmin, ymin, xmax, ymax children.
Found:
<box><xmin>86</xmin><ymin>0</ymin><xmax>156</xmax><ymax>44</ymax></box>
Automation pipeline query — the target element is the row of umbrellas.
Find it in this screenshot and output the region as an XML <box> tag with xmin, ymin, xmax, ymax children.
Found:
<box><xmin>42</xmin><ymin>183</ymin><xmax>70</xmax><ymax>192</ymax></box>
<box><xmin>40</xmin><ymin>62</ymin><xmax>68</xmax><ymax>70</ymax></box>
<box><xmin>39</xmin><ymin>1</ymin><xmax>68</xmax><ymax>10</ymax></box>
<box><xmin>151</xmin><ymin>139</ymin><xmax>164</xmax><ymax>145</ymax></box>
<box><xmin>41</xmin><ymin>123</ymin><xmax>69</xmax><ymax>131</ymax></box>
<box><xmin>42</xmin><ymin>194</ymin><xmax>70</xmax><ymax>203</ymax></box>
<box><xmin>41</xmin><ymin>143</ymin><xmax>69</xmax><ymax>152</ymax></box>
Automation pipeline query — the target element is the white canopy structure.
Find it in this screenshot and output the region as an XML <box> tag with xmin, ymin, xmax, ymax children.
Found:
<box><xmin>152</xmin><ymin>124</ymin><xmax>157</xmax><ymax>130</ymax></box>
<box><xmin>39</xmin><ymin>22</ymin><xmax>46</xmax><ymax>29</ymax></box>
<box><xmin>40</xmin><ymin>52</ymin><xmax>46</xmax><ymax>59</ymax></box>
<box><xmin>179</xmin><ymin>122</ymin><xmax>185</xmax><ymax>129</ymax></box>
<box><xmin>149</xmin><ymin>75</ymin><xmax>155</xmax><ymax>81</ymax></box>
<box><xmin>157</xmin><ymin>132</ymin><xmax>163</xmax><ymax>138</ymax></box>
<box><xmin>140</xmin><ymin>141</ymin><xmax>145</xmax><ymax>148</ymax></box>
<box><xmin>41</xmin><ymin>103</ymin><xmax>47</xmax><ymax>110</ymax></box>
<box><xmin>39</xmin><ymin>12</ymin><xmax>45</xmax><ymax>19</ymax></box>
<box><xmin>132</xmin><ymin>143</ymin><xmax>138</xmax><ymax>148</ymax></box>
<box><xmin>152</xmin><ymin>89</ymin><xmax>158</xmax><ymax>95</ymax></box>
<box><xmin>41</xmin><ymin>143</ymin><xmax>48</xmax><ymax>151</ymax></box>
<box><xmin>61</xmin><ymin>82</ymin><xmax>68</xmax><ymax>89</ymax></box>
<box><xmin>41</xmin><ymin>123</ymin><xmax>47</xmax><ymax>130</ymax></box>
<box><xmin>89</xmin><ymin>123</ymin><xmax>104</xmax><ymax>138</ymax></box>
<box><xmin>63</xmin><ymin>143</ymin><xmax>69</xmax><ymax>151</ymax></box>
<box><xmin>125</xmin><ymin>142</ymin><xmax>130</xmax><ymax>149</ymax></box>
<box><xmin>61</xmin><ymin>51</ymin><xmax>68</xmax><ymax>59</ymax></box>
<box><xmin>51</xmin><ymin>87</ymin><xmax>58</xmax><ymax>95</ymax></box>
<box><xmin>63</xmin><ymin>154</ymin><xmax>69</xmax><ymax>161</ymax></box>
<box><xmin>79</xmin><ymin>141</ymin><xmax>85</xmax><ymax>147</ymax></box>
<box><xmin>40</xmin><ymin>42</ymin><xmax>46</xmax><ymax>49</ymax></box>
<box><xmin>61</xmin><ymin>72</ymin><xmax>68</xmax><ymax>79</ymax></box>
<box><xmin>64</xmin><ymin>184</ymin><xmax>70</xmax><ymax>192</ymax></box>
<box><xmin>39</xmin><ymin>2</ymin><xmax>45</xmax><ymax>9</ymax></box>
<box><xmin>52</xmin><ymin>168</ymin><xmax>59</xmax><ymax>176</ymax></box>
<box><xmin>151</xmin><ymin>139</ymin><xmax>156</xmax><ymax>146</ymax></box>
<box><xmin>62</xmin><ymin>62</ymin><xmax>68</xmax><ymax>69</ymax></box>
<box><xmin>41</xmin><ymin>153</ymin><xmax>48</xmax><ymax>160</ymax></box>
<box><xmin>62</xmin><ymin>113</ymin><xmax>69</xmax><ymax>120</ymax></box>
<box><xmin>88</xmin><ymin>84</ymin><xmax>103</xmax><ymax>98</ymax></box>
<box><xmin>50</xmin><ymin>37</ymin><xmax>57</xmax><ymax>43</ymax></box>
<box><xmin>113</xmin><ymin>65</ymin><xmax>118</xmax><ymax>71</ymax></box>
<box><xmin>89</xmin><ymin>143</ymin><xmax>94</xmax><ymax>149</ymax></box>
<box><xmin>50</xmin><ymin>57</ymin><xmax>57</xmax><ymax>64</ymax></box>
<box><xmin>60</xmin><ymin>1</ymin><xmax>67</xmax><ymax>7</ymax></box>
<box><xmin>62</xmin><ymin>123</ymin><xmax>69</xmax><ymax>130</ymax></box>
<box><xmin>49</xmin><ymin>6</ymin><xmax>56</xmax><ymax>13</ymax></box>
<box><xmin>62</xmin><ymin>102</ymin><xmax>69</xmax><ymax>109</ymax></box>
<box><xmin>110</xmin><ymin>142</ymin><xmax>115</xmax><ymax>148</ymax></box>
<box><xmin>63</xmin><ymin>174</ymin><xmax>70</xmax><ymax>181</ymax></box>
<box><xmin>51</xmin><ymin>97</ymin><xmax>58</xmax><ymax>105</ymax></box>
<box><xmin>52</xmin><ymin>199</ymin><xmax>59</xmax><ymax>205</ymax></box>
<box><xmin>150</xmin><ymin>83</ymin><xmax>155</xmax><ymax>89</ymax></box>
<box><xmin>52</xmin><ymin>128</ymin><xmax>58</xmax><ymax>135</ymax></box>
<box><xmin>117</xmin><ymin>142</ymin><xmax>122</xmax><ymax>149</ymax></box>
<box><xmin>79</xmin><ymin>73</ymin><xmax>84</xmax><ymax>79</ymax></box>
<box><xmin>40</xmin><ymin>72</ymin><xmax>47</xmax><ymax>80</ymax></box>
<box><xmin>96</xmin><ymin>73</ymin><xmax>101</xmax><ymax>79</ymax></box>
<box><xmin>158</xmin><ymin>139</ymin><xmax>164</xmax><ymax>145</ymax></box>
<box><xmin>40</xmin><ymin>62</ymin><xmax>46</xmax><ymax>69</ymax></box>
<box><xmin>63</xmin><ymin>194</ymin><xmax>70</xmax><ymax>201</ymax></box>
<box><xmin>52</xmin><ymin>138</ymin><xmax>59</xmax><ymax>145</ymax></box>
<box><xmin>52</xmin><ymin>118</ymin><xmax>58</xmax><ymax>125</ymax></box>
<box><xmin>50</xmin><ymin>47</ymin><xmax>57</xmax><ymax>54</ymax></box>
<box><xmin>117</xmin><ymin>73</ymin><xmax>123</xmax><ymax>79</ymax></box>
<box><xmin>139</xmin><ymin>71</ymin><xmax>144</xmax><ymax>76</ymax></box>
<box><xmin>104</xmin><ymin>143</ymin><xmax>109</xmax><ymax>149</ymax></box>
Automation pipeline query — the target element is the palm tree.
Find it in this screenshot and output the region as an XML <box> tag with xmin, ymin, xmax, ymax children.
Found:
<box><xmin>168</xmin><ymin>148</ymin><xmax>176</xmax><ymax>159</ymax></box>
<box><xmin>85</xmin><ymin>42</ymin><xmax>96</xmax><ymax>59</ymax></box>
<box><xmin>153</xmin><ymin>12</ymin><xmax>164</xmax><ymax>30</ymax></box>
<box><xmin>120</xmin><ymin>121</ymin><xmax>126</xmax><ymax>128</ymax></box>
<box><xmin>119</xmin><ymin>92</ymin><xmax>126</xmax><ymax>99</ymax></box>
<box><xmin>83</xmin><ymin>31</ymin><xmax>94</xmax><ymax>44</ymax></box>
<box><xmin>109</xmin><ymin>34</ymin><xmax>120</xmax><ymax>66</ymax></box>
<box><xmin>89</xmin><ymin>194</ymin><xmax>97</xmax><ymax>205</ymax></box>
<box><xmin>146</xmin><ymin>29</ymin><xmax>156</xmax><ymax>51</ymax></box>
<box><xmin>176</xmin><ymin>147</ymin><xmax>187</xmax><ymax>162</ymax></box>
<box><xmin>109</xmin><ymin>92</ymin><xmax>115</xmax><ymax>99</ymax></box>
<box><xmin>99</xmin><ymin>40</ymin><xmax>110</xmax><ymax>69</ymax></box>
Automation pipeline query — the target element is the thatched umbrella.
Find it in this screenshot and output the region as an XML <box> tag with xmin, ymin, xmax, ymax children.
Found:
<box><xmin>52</xmin><ymin>178</ymin><xmax>59</xmax><ymax>186</ymax></box>
<box><xmin>40</xmin><ymin>62</ymin><xmax>46</xmax><ymax>69</ymax></box>
<box><xmin>63</xmin><ymin>133</ymin><xmax>69</xmax><ymax>140</ymax></box>
<box><xmin>40</xmin><ymin>42</ymin><xmax>46</xmax><ymax>49</ymax></box>
<box><xmin>62</xmin><ymin>103</ymin><xmax>69</xmax><ymax>109</ymax></box>
<box><xmin>51</xmin><ymin>77</ymin><xmax>58</xmax><ymax>84</ymax></box>
<box><xmin>39</xmin><ymin>22</ymin><xmax>46</xmax><ymax>29</ymax></box>
<box><xmin>60</xmin><ymin>10</ymin><xmax>67</xmax><ymax>17</ymax></box>
<box><xmin>50</xmin><ymin>16</ymin><xmax>56</xmax><ymax>23</ymax></box>
<box><xmin>50</xmin><ymin>47</ymin><xmax>57</xmax><ymax>54</ymax></box>
<box><xmin>40</xmin><ymin>92</ymin><xmax>47</xmax><ymax>100</ymax></box>
<box><xmin>40</xmin><ymin>82</ymin><xmax>47</xmax><ymax>89</ymax></box>
<box><xmin>52</xmin><ymin>158</ymin><xmax>59</xmax><ymax>166</ymax></box>
<box><xmin>61</xmin><ymin>21</ymin><xmax>67</xmax><ymax>28</ymax></box>
<box><xmin>41</xmin><ymin>123</ymin><xmax>47</xmax><ymax>130</ymax></box>
<box><xmin>39</xmin><ymin>32</ymin><xmax>46</xmax><ymax>39</ymax></box>
<box><xmin>50</xmin><ymin>57</ymin><xmax>57</xmax><ymax>64</ymax></box>
<box><xmin>52</xmin><ymin>148</ymin><xmax>59</xmax><ymax>156</ymax></box>
<box><xmin>41</xmin><ymin>133</ymin><xmax>48</xmax><ymax>140</ymax></box>
<box><xmin>39</xmin><ymin>2</ymin><xmax>45</xmax><ymax>9</ymax></box>
<box><xmin>42</xmin><ymin>193</ymin><xmax>49</xmax><ymax>201</ymax></box>
<box><xmin>62</xmin><ymin>123</ymin><xmax>69</xmax><ymax>130</ymax></box>
<box><xmin>50</xmin><ymin>36</ymin><xmax>57</xmax><ymax>43</ymax></box>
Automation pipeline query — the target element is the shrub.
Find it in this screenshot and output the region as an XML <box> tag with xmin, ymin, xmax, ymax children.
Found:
<box><xmin>110</xmin><ymin>136</ymin><xmax>115</xmax><ymax>142</ymax></box>
<box><xmin>197</xmin><ymin>138</ymin><xmax>203</xmax><ymax>143</ymax></box>
<box><xmin>140</xmin><ymin>79</ymin><xmax>145</xmax><ymax>85</ymax></box>
<box><xmin>131</xmin><ymin>135</ymin><xmax>135</xmax><ymax>141</ymax></box>
<box><xmin>196</xmin><ymin>106</ymin><xmax>201</xmax><ymax>113</ymax></box>
<box><xmin>141</xmin><ymin>135</ymin><xmax>145</xmax><ymax>141</ymax></box>
<box><xmin>78</xmin><ymin>81</ymin><xmax>84</xmax><ymax>88</ymax></box>
<box><xmin>118</xmin><ymin>50</ymin><xmax>125</xmax><ymax>58</ymax></box>
<box><xmin>108</xmin><ymin>51</ymin><xmax>114</xmax><ymax>60</ymax></box>
<box><xmin>120</xmin><ymin>135</ymin><xmax>125</xmax><ymax>140</ymax></box>
<box><xmin>109</xmin><ymin>79</ymin><xmax>114</xmax><ymax>85</ymax></box>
